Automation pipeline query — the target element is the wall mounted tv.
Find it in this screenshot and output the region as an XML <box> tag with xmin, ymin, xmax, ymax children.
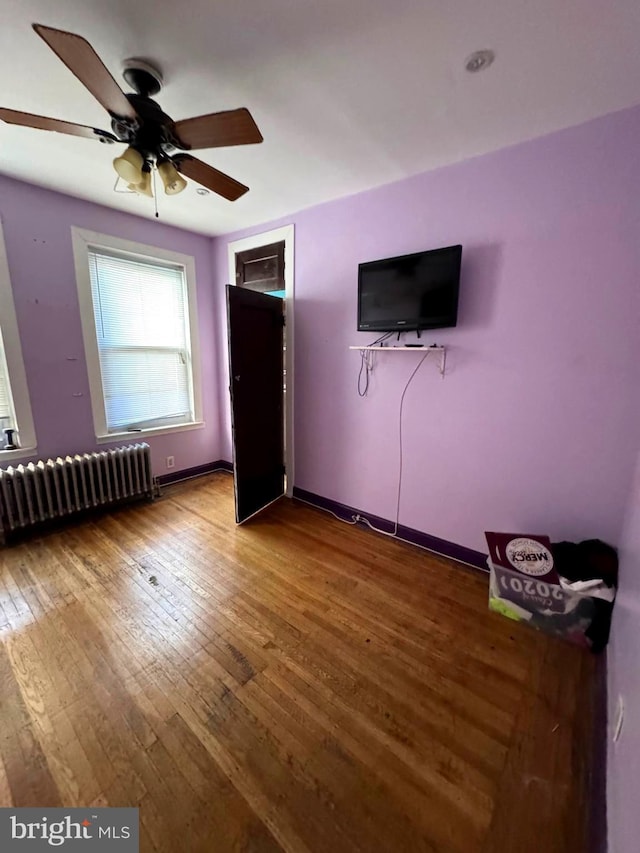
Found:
<box><xmin>357</xmin><ymin>244</ymin><xmax>462</xmax><ymax>332</ymax></box>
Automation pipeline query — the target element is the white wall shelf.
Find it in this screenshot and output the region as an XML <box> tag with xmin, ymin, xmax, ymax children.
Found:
<box><xmin>349</xmin><ymin>345</ymin><xmax>447</xmax><ymax>377</ymax></box>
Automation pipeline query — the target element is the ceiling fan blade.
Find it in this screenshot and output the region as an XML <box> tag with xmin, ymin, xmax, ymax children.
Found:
<box><xmin>0</xmin><ymin>107</ymin><xmax>116</xmax><ymax>141</ymax></box>
<box><xmin>175</xmin><ymin>155</ymin><xmax>249</xmax><ymax>201</ymax></box>
<box><xmin>173</xmin><ymin>108</ymin><xmax>263</xmax><ymax>150</ymax></box>
<box><xmin>32</xmin><ymin>24</ymin><xmax>137</xmax><ymax>121</ymax></box>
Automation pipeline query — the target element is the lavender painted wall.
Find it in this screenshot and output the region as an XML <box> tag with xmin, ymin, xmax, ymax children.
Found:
<box><xmin>212</xmin><ymin>104</ymin><xmax>640</xmax><ymax>556</ymax></box>
<box><xmin>608</xmin><ymin>448</ymin><xmax>640</xmax><ymax>853</ymax></box>
<box><xmin>0</xmin><ymin>174</ymin><xmax>221</xmax><ymax>475</ymax></box>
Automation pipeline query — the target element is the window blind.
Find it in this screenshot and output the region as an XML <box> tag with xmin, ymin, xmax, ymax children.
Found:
<box><xmin>0</xmin><ymin>330</ymin><xmax>13</xmax><ymax>426</ymax></box>
<box><xmin>87</xmin><ymin>249</ymin><xmax>193</xmax><ymax>431</ymax></box>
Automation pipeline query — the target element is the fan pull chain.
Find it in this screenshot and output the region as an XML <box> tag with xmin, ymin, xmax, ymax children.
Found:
<box><xmin>152</xmin><ymin>167</ymin><xmax>159</xmax><ymax>218</ymax></box>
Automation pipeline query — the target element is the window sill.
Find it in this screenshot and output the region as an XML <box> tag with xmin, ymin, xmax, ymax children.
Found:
<box><xmin>96</xmin><ymin>421</ymin><xmax>205</xmax><ymax>445</ymax></box>
<box><xmin>0</xmin><ymin>446</ymin><xmax>38</xmax><ymax>464</ymax></box>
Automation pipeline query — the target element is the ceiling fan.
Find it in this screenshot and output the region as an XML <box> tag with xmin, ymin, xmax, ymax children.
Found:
<box><xmin>0</xmin><ymin>24</ymin><xmax>263</xmax><ymax>201</ymax></box>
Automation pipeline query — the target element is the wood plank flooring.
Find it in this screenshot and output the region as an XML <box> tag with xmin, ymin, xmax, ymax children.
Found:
<box><xmin>0</xmin><ymin>473</ymin><xmax>595</xmax><ymax>852</ymax></box>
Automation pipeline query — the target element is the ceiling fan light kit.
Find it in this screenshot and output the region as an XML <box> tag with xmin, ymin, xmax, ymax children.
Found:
<box><xmin>128</xmin><ymin>167</ymin><xmax>153</xmax><ymax>198</ymax></box>
<box><xmin>113</xmin><ymin>146</ymin><xmax>144</xmax><ymax>184</ymax></box>
<box><xmin>158</xmin><ymin>159</ymin><xmax>187</xmax><ymax>195</ymax></box>
<box><xmin>0</xmin><ymin>24</ymin><xmax>264</xmax><ymax>204</ymax></box>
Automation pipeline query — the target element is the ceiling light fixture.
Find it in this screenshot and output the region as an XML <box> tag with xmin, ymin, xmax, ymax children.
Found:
<box><xmin>129</xmin><ymin>165</ymin><xmax>153</xmax><ymax>197</ymax></box>
<box><xmin>113</xmin><ymin>146</ymin><xmax>144</xmax><ymax>183</ymax></box>
<box><xmin>158</xmin><ymin>159</ymin><xmax>187</xmax><ymax>195</ymax></box>
<box><xmin>465</xmin><ymin>49</ymin><xmax>495</xmax><ymax>73</ymax></box>
<box><xmin>1</xmin><ymin>24</ymin><xmax>263</xmax><ymax>204</ymax></box>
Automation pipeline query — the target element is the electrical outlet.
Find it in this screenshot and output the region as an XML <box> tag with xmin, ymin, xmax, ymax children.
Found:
<box><xmin>613</xmin><ymin>695</ymin><xmax>625</xmax><ymax>743</ymax></box>
<box><xmin>166</xmin><ymin>456</ymin><xmax>175</xmax><ymax>469</ymax></box>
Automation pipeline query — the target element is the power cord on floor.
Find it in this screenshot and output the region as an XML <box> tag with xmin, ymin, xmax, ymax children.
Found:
<box><xmin>293</xmin><ymin>495</ymin><xmax>360</xmax><ymax>525</ymax></box>
<box><xmin>295</xmin><ymin>476</ymin><xmax>484</xmax><ymax>570</ymax></box>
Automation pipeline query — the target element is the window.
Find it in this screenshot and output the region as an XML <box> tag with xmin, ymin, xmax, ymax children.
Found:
<box><xmin>0</xmin><ymin>222</ymin><xmax>36</xmax><ymax>458</ymax></box>
<box><xmin>87</xmin><ymin>250</ymin><xmax>194</xmax><ymax>431</ymax></box>
<box><xmin>0</xmin><ymin>333</ymin><xmax>11</xmax><ymax>428</ymax></box>
<box><xmin>72</xmin><ymin>229</ymin><xmax>202</xmax><ymax>441</ymax></box>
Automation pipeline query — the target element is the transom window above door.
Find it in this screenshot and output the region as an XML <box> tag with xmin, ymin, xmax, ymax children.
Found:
<box><xmin>235</xmin><ymin>240</ymin><xmax>285</xmax><ymax>298</ymax></box>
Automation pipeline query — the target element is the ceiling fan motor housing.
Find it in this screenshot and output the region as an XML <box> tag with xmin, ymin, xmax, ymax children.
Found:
<box><xmin>111</xmin><ymin>94</ymin><xmax>181</xmax><ymax>161</ymax></box>
<box><xmin>122</xmin><ymin>59</ymin><xmax>163</xmax><ymax>97</ymax></box>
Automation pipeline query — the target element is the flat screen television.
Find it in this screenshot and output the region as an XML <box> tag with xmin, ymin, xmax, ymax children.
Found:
<box><xmin>357</xmin><ymin>244</ymin><xmax>462</xmax><ymax>332</ymax></box>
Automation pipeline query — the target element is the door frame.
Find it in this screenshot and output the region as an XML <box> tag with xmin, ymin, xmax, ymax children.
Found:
<box><xmin>227</xmin><ymin>224</ymin><xmax>294</xmax><ymax>496</ymax></box>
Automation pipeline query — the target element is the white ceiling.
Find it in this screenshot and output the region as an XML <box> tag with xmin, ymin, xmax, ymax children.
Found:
<box><xmin>1</xmin><ymin>0</ymin><xmax>639</xmax><ymax>237</ymax></box>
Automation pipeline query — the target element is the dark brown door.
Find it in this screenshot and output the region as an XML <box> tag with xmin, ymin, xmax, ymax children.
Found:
<box><xmin>226</xmin><ymin>284</ymin><xmax>285</xmax><ymax>523</ymax></box>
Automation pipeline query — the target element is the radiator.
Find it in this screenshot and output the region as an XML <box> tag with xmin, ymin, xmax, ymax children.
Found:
<box><xmin>0</xmin><ymin>442</ymin><xmax>154</xmax><ymax>541</ymax></box>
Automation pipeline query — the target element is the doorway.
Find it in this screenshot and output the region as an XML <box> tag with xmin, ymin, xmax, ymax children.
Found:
<box><xmin>227</xmin><ymin>225</ymin><xmax>294</xmax><ymax>496</ymax></box>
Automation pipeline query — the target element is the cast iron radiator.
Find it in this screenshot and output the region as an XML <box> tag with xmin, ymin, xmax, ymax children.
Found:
<box><xmin>0</xmin><ymin>442</ymin><xmax>154</xmax><ymax>542</ymax></box>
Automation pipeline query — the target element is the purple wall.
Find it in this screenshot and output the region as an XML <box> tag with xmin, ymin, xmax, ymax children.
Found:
<box><xmin>0</xmin><ymin>175</ymin><xmax>221</xmax><ymax>475</ymax></box>
<box><xmin>212</xmin><ymin>104</ymin><xmax>640</xmax><ymax>556</ymax></box>
<box><xmin>608</xmin><ymin>449</ymin><xmax>640</xmax><ymax>853</ymax></box>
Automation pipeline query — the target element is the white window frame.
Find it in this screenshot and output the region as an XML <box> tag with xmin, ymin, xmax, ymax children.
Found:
<box><xmin>227</xmin><ymin>224</ymin><xmax>294</xmax><ymax>496</ymax></box>
<box><xmin>0</xmin><ymin>219</ymin><xmax>37</xmax><ymax>462</ymax></box>
<box><xmin>72</xmin><ymin>227</ymin><xmax>203</xmax><ymax>443</ymax></box>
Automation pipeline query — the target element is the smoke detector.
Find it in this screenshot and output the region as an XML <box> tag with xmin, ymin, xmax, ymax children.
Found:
<box><xmin>465</xmin><ymin>50</ymin><xmax>495</xmax><ymax>73</ymax></box>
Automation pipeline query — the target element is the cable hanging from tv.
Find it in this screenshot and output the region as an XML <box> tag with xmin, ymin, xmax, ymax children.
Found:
<box><xmin>358</xmin><ymin>331</ymin><xmax>393</xmax><ymax>396</ymax></box>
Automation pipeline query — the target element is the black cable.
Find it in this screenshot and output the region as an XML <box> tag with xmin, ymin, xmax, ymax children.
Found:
<box><xmin>358</xmin><ymin>332</ymin><xmax>393</xmax><ymax>396</ymax></box>
<box><xmin>370</xmin><ymin>331</ymin><xmax>393</xmax><ymax>347</ymax></box>
<box><xmin>358</xmin><ymin>349</ymin><xmax>370</xmax><ymax>396</ymax></box>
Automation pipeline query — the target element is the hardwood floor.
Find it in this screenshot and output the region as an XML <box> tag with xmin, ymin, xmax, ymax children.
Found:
<box><xmin>0</xmin><ymin>473</ymin><xmax>595</xmax><ymax>852</ymax></box>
